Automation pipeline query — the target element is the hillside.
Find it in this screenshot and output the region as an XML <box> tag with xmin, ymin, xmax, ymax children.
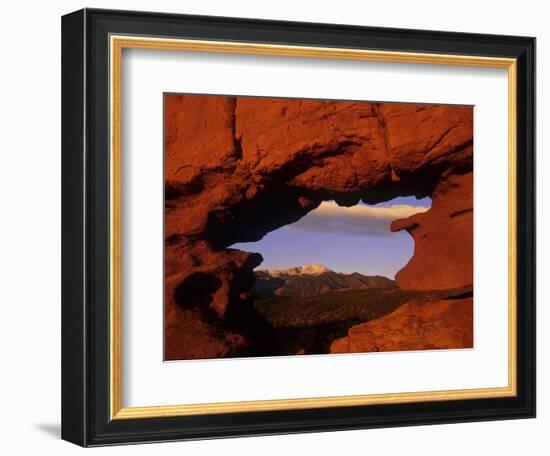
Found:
<box><xmin>251</xmin><ymin>285</ymin><xmax>473</xmax><ymax>355</ymax></box>
<box><xmin>252</xmin><ymin>264</ymin><xmax>396</xmax><ymax>299</ymax></box>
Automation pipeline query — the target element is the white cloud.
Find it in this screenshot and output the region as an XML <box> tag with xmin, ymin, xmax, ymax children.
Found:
<box><xmin>287</xmin><ymin>201</ymin><xmax>429</xmax><ymax>237</ymax></box>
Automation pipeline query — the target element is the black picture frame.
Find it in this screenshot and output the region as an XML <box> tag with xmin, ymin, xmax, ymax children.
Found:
<box><xmin>62</xmin><ymin>8</ymin><xmax>536</xmax><ymax>447</ymax></box>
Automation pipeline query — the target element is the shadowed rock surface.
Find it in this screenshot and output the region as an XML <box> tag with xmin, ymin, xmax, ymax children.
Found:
<box><xmin>164</xmin><ymin>95</ymin><xmax>473</xmax><ymax>360</ymax></box>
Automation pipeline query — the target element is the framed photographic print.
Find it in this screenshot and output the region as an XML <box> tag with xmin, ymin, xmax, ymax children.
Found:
<box><xmin>61</xmin><ymin>8</ymin><xmax>536</xmax><ymax>446</ymax></box>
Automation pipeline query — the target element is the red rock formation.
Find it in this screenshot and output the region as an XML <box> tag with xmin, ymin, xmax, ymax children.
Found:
<box><xmin>164</xmin><ymin>94</ymin><xmax>473</xmax><ymax>360</ymax></box>
<box><xmin>330</xmin><ymin>298</ymin><xmax>473</xmax><ymax>353</ymax></box>
<box><xmin>391</xmin><ymin>171</ymin><xmax>473</xmax><ymax>291</ymax></box>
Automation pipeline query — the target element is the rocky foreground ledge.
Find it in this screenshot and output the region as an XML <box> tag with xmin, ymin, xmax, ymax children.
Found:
<box><xmin>330</xmin><ymin>298</ymin><xmax>473</xmax><ymax>354</ymax></box>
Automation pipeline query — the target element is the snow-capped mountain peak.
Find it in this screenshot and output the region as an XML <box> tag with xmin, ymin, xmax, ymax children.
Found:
<box><xmin>261</xmin><ymin>264</ymin><xmax>330</xmax><ymax>277</ymax></box>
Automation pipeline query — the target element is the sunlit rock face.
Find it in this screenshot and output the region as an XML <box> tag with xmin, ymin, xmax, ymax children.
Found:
<box><xmin>164</xmin><ymin>95</ymin><xmax>473</xmax><ymax>360</ymax></box>
<box><xmin>330</xmin><ymin>298</ymin><xmax>474</xmax><ymax>353</ymax></box>
<box><xmin>391</xmin><ymin>171</ymin><xmax>473</xmax><ymax>291</ymax></box>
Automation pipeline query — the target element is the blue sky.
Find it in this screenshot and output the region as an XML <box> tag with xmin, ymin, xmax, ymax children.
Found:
<box><xmin>231</xmin><ymin>196</ymin><xmax>431</xmax><ymax>279</ymax></box>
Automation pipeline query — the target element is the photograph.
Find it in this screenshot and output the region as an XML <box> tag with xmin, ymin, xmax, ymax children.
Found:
<box><xmin>0</xmin><ymin>0</ymin><xmax>543</xmax><ymax>452</ymax></box>
<box><xmin>164</xmin><ymin>94</ymin><xmax>474</xmax><ymax>360</ymax></box>
<box><xmin>57</xmin><ymin>6</ymin><xmax>536</xmax><ymax>447</ymax></box>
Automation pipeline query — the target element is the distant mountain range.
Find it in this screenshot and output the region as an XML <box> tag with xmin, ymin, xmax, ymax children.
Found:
<box><xmin>252</xmin><ymin>264</ymin><xmax>396</xmax><ymax>300</ymax></box>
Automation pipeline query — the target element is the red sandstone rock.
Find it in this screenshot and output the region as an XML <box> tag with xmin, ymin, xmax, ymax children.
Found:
<box><xmin>236</xmin><ymin>99</ymin><xmax>390</xmax><ymax>192</ymax></box>
<box><xmin>165</xmin><ymin>95</ymin><xmax>238</xmax><ymax>180</ymax></box>
<box><xmin>165</xmin><ymin>308</ymin><xmax>248</xmax><ymax>361</ymax></box>
<box><xmin>390</xmin><ymin>171</ymin><xmax>473</xmax><ymax>291</ymax></box>
<box><xmin>330</xmin><ymin>298</ymin><xmax>473</xmax><ymax>354</ymax></box>
<box><xmin>163</xmin><ymin>94</ymin><xmax>473</xmax><ymax>360</ymax></box>
<box><xmin>378</xmin><ymin>103</ymin><xmax>473</xmax><ymax>176</ymax></box>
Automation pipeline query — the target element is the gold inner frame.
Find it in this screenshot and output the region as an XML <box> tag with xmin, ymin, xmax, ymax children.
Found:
<box><xmin>109</xmin><ymin>35</ymin><xmax>518</xmax><ymax>420</ymax></box>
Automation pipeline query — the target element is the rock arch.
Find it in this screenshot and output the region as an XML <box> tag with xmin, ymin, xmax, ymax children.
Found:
<box><xmin>164</xmin><ymin>95</ymin><xmax>473</xmax><ymax>360</ymax></box>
